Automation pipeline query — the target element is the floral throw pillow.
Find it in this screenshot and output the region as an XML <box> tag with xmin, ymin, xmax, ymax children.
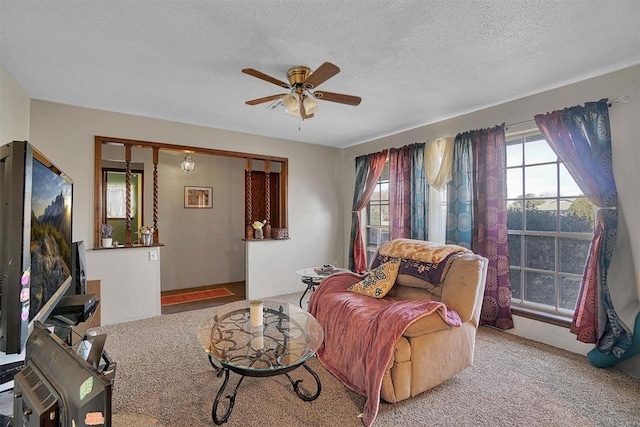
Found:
<box><xmin>348</xmin><ymin>258</ymin><xmax>401</xmax><ymax>298</ymax></box>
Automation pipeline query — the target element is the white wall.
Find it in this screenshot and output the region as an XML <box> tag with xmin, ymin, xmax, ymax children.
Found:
<box><xmin>0</xmin><ymin>66</ymin><xmax>30</xmax><ymax>143</ymax></box>
<box><xmin>341</xmin><ymin>65</ymin><xmax>640</xmax><ymax>377</ymax></box>
<box><xmin>0</xmin><ymin>65</ymin><xmax>31</xmax><ymax>389</ymax></box>
<box><xmin>28</xmin><ymin>100</ymin><xmax>344</xmax><ymax>324</ymax></box>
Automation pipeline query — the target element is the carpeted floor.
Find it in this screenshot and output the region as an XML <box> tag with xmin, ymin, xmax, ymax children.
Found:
<box><xmin>96</xmin><ymin>291</ymin><xmax>640</xmax><ymax>427</ymax></box>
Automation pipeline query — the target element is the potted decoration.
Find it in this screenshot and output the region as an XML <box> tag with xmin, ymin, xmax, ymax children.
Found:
<box><xmin>101</xmin><ymin>224</ymin><xmax>114</xmax><ymax>248</ymax></box>
<box><xmin>252</xmin><ymin>220</ymin><xmax>266</xmax><ymax>239</ymax></box>
<box><xmin>138</xmin><ymin>225</ymin><xmax>155</xmax><ymax>246</ymax></box>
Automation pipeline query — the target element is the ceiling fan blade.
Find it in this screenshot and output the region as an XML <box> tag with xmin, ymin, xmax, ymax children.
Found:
<box><xmin>242</xmin><ymin>68</ymin><xmax>290</xmax><ymax>88</ymax></box>
<box><xmin>303</xmin><ymin>62</ymin><xmax>340</xmax><ymax>90</ymax></box>
<box><xmin>313</xmin><ymin>90</ymin><xmax>362</xmax><ymax>106</ymax></box>
<box><xmin>245</xmin><ymin>94</ymin><xmax>286</xmax><ymax>105</ymax></box>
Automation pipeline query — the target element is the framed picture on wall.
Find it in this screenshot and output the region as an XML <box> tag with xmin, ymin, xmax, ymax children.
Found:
<box><xmin>184</xmin><ymin>186</ymin><xmax>213</xmax><ymax>209</ymax></box>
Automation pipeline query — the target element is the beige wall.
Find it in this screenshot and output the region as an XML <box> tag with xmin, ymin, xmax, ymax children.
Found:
<box><xmin>7</xmin><ymin>62</ymin><xmax>638</xmax><ymax>373</ymax></box>
<box><xmin>158</xmin><ymin>151</ymin><xmax>246</xmax><ymax>291</ymax></box>
<box><xmin>341</xmin><ymin>65</ymin><xmax>640</xmax><ymax>377</ymax></box>
<box><xmin>0</xmin><ymin>66</ymin><xmax>30</xmax><ymax>143</ymax></box>
<box><xmin>28</xmin><ymin>100</ymin><xmax>344</xmax><ymax>323</ymax></box>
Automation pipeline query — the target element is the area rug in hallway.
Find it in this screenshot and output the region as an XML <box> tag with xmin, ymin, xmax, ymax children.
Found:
<box><xmin>160</xmin><ymin>287</ymin><xmax>234</xmax><ymax>306</ymax></box>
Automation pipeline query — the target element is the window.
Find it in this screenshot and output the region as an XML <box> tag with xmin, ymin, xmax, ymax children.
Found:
<box><xmin>506</xmin><ymin>132</ymin><xmax>594</xmax><ymax>319</ymax></box>
<box><xmin>106</xmin><ymin>177</ymin><xmax>138</xmax><ymax>219</ymax></box>
<box><xmin>366</xmin><ymin>162</ymin><xmax>390</xmax><ymax>264</ymax></box>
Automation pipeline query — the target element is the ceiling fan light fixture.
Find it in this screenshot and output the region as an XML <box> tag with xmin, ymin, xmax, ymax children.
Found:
<box><xmin>282</xmin><ymin>93</ymin><xmax>300</xmax><ymax>111</ymax></box>
<box><xmin>303</xmin><ymin>96</ymin><xmax>319</xmax><ymax>115</ymax></box>
<box><xmin>285</xmin><ymin>107</ymin><xmax>300</xmax><ymax>117</ymax></box>
<box><xmin>181</xmin><ymin>153</ymin><xmax>196</xmax><ymax>172</ymax></box>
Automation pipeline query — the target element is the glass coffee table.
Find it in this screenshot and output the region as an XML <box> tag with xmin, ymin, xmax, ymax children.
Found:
<box><xmin>197</xmin><ymin>300</ymin><xmax>324</xmax><ymax>424</ymax></box>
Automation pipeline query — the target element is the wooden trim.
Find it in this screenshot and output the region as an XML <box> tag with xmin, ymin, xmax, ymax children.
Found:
<box><xmin>153</xmin><ymin>147</ymin><xmax>159</xmax><ymax>244</ymax></box>
<box><xmin>95</xmin><ymin>135</ymin><xmax>287</xmax><ymax>163</ymax></box>
<box><xmin>281</xmin><ymin>160</ymin><xmax>288</xmax><ymax>231</ymax></box>
<box><xmin>511</xmin><ymin>307</ymin><xmax>572</xmax><ymax>328</ymax></box>
<box><xmin>124</xmin><ymin>144</ymin><xmax>132</xmax><ymax>246</ymax></box>
<box><xmin>95</xmin><ymin>136</ymin><xmax>289</xmax><ymax>246</ymax></box>
<box><xmin>94</xmin><ymin>139</ymin><xmax>102</xmax><ymax>247</ymax></box>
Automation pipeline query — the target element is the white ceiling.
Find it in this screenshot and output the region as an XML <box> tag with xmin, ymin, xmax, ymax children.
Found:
<box><xmin>1</xmin><ymin>1</ymin><xmax>639</xmax><ymax>148</ymax></box>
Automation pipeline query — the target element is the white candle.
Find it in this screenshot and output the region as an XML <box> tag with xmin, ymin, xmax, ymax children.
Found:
<box><xmin>250</xmin><ymin>300</ymin><xmax>263</xmax><ymax>327</ymax></box>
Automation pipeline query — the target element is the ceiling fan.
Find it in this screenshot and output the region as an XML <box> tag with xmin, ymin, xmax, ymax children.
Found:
<box><xmin>242</xmin><ymin>62</ymin><xmax>362</xmax><ymax>120</ymax></box>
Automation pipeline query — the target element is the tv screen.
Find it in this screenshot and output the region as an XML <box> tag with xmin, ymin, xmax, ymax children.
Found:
<box><xmin>28</xmin><ymin>153</ymin><xmax>73</xmax><ymax>321</ymax></box>
<box><xmin>0</xmin><ymin>141</ymin><xmax>73</xmax><ymax>355</ymax></box>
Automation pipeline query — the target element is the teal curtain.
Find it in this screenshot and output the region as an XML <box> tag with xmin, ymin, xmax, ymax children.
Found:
<box><xmin>410</xmin><ymin>143</ymin><xmax>428</xmax><ymax>240</ymax></box>
<box><xmin>445</xmin><ymin>134</ymin><xmax>473</xmax><ymax>248</ymax></box>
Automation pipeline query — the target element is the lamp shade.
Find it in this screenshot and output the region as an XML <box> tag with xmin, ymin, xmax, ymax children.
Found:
<box><xmin>285</xmin><ymin>107</ymin><xmax>300</xmax><ymax>117</ymax></box>
<box><xmin>282</xmin><ymin>93</ymin><xmax>300</xmax><ymax>111</ymax></box>
<box><xmin>303</xmin><ymin>96</ymin><xmax>319</xmax><ymax>115</ymax></box>
<box><xmin>181</xmin><ymin>153</ymin><xmax>195</xmax><ymax>172</ymax></box>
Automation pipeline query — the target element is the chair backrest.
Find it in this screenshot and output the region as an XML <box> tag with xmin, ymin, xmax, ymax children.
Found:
<box><xmin>375</xmin><ymin>239</ymin><xmax>488</xmax><ymax>325</ymax></box>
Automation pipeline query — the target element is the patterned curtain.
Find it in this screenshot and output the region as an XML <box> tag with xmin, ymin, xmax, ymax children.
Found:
<box><xmin>471</xmin><ymin>124</ymin><xmax>513</xmax><ymax>329</ymax></box>
<box><xmin>410</xmin><ymin>143</ymin><xmax>428</xmax><ymax>240</ymax></box>
<box><xmin>446</xmin><ymin>134</ymin><xmax>473</xmax><ymax>248</ymax></box>
<box><xmin>535</xmin><ymin>100</ymin><xmax>633</xmax><ymax>357</ymax></box>
<box><xmin>389</xmin><ymin>145</ymin><xmax>412</xmax><ymax>239</ymax></box>
<box><xmin>348</xmin><ymin>150</ymin><xmax>388</xmax><ymax>273</ymax></box>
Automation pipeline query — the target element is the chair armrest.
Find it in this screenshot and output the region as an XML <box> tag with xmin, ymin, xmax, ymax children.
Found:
<box><xmin>403</xmin><ymin>312</ymin><xmax>452</xmax><ymax>338</ymax></box>
<box><xmin>440</xmin><ymin>254</ymin><xmax>488</xmax><ymax>324</ymax></box>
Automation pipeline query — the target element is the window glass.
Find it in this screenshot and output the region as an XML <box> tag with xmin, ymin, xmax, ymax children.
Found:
<box><xmin>524</xmin><ymin>271</ymin><xmax>555</xmax><ymax>306</ymax></box>
<box><xmin>524</xmin><ymin>137</ymin><xmax>556</xmax><ymax>164</ymax></box>
<box><xmin>506</xmin><ymin>141</ymin><xmax>522</xmax><ymax>167</ymax></box>
<box><xmin>506</xmin><ymin>132</ymin><xmax>593</xmax><ymax>319</ymax></box>
<box><xmin>524</xmin><ymin>164</ymin><xmax>557</xmax><ymax>197</ymax></box>
<box><xmin>506</xmin><ymin>168</ymin><xmax>523</xmax><ymax>199</ymax></box>
<box><xmin>559</xmin><ymin>237</ymin><xmax>590</xmax><ymax>274</ymax></box>
<box><xmin>365</xmin><ymin>161</ymin><xmax>390</xmax><ymax>264</ymax></box>
<box><xmin>559</xmin><ymin>276</ymin><xmax>581</xmax><ymax>311</ymax></box>
<box><xmin>525</xmin><ymin>235</ymin><xmax>555</xmax><ymax>271</ymax></box>
<box><xmin>525</xmin><ymin>198</ymin><xmax>558</xmax><ymax>232</ymax></box>
<box><xmin>508</xmin><ymin>235</ymin><xmax>521</xmax><ymax>266</ymax></box>
<box><xmin>559</xmin><ymin>164</ymin><xmax>583</xmax><ymax>197</ymax></box>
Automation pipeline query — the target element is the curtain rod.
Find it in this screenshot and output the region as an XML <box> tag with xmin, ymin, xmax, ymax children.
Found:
<box><xmin>506</xmin><ymin>95</ymin><xmax>629</xmax><ymax>129</ymax></box>
<box><xmin>354</xmin><ymin>96</ymin><xmax>631</xmax><ymax>159</ymax></box>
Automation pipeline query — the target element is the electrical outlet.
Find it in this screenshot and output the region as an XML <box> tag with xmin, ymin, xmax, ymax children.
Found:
<box><xmin>149</xmin><ymin>250</ymin><xmax>158</xmax><ymax>261</ymax></box>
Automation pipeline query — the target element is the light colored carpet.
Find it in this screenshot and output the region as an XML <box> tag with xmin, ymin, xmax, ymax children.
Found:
<box><xmin>96</xmin><ymin>291</ymin><xmax>640</xmax><ymax>427</ymax></box>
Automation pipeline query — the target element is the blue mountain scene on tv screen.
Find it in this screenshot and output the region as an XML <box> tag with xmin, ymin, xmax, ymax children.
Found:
<box><xmin>29</xmin><ymin>159</ymin><xmax>72</xmax><ymax>319</ymax></box>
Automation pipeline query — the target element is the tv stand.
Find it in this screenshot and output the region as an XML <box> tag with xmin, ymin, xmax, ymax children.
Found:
<box><xmin>47</xmin><ymin>294</ymin><xmax>99</xmax><ymax>346</ymax></box>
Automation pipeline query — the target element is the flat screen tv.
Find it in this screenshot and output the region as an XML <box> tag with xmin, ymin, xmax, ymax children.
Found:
<box><xmin>0</xmin><ymin>141</ymin><xmax>73</xmax><ymax>355</ymax></box>
<box><xmin>13</xmin><ymin>321</ymin><xmax>113</xmax><ymax>427</ymax></box>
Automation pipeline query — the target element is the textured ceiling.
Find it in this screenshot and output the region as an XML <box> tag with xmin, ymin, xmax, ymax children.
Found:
<box><xmin>1</xmin><ymin>1</ymin><xmax>639</xmax><ymax>148</ymax></box>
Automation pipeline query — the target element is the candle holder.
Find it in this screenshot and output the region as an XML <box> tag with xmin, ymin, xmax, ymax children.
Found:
<box><xmin>250</xmin><ymin>325</ymin><xmax>264</xmax><ymax>350</ymax></box>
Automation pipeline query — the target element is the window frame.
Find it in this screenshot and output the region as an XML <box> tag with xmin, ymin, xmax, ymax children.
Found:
<box><xmin>506</xmin><ymin>130</ymin><xmax>594</xmax><ymax>322</ymax></box>
<box><xmin>365</xmin><ymin>161</ymin><xmax>390</xmax><ymax>265</ymax></box>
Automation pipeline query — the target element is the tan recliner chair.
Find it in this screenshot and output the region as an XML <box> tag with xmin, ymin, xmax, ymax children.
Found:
<box><xmin>373</xmin><ymin>239</ymin><xmax>488</xmax><ymax>403</ymax></box>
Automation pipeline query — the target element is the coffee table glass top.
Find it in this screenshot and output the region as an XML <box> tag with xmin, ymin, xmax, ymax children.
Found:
<box><xmin>197</xmin><ymin>300</ymin><xmax>324</xmax><ymax>374</ymax></box>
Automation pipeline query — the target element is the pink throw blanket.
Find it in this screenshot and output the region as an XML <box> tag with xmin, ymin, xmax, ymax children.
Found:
<box><xmin>309</xmin><ymin>272</ymin><xmax>461</xmax><ymax>426</ymax></box>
